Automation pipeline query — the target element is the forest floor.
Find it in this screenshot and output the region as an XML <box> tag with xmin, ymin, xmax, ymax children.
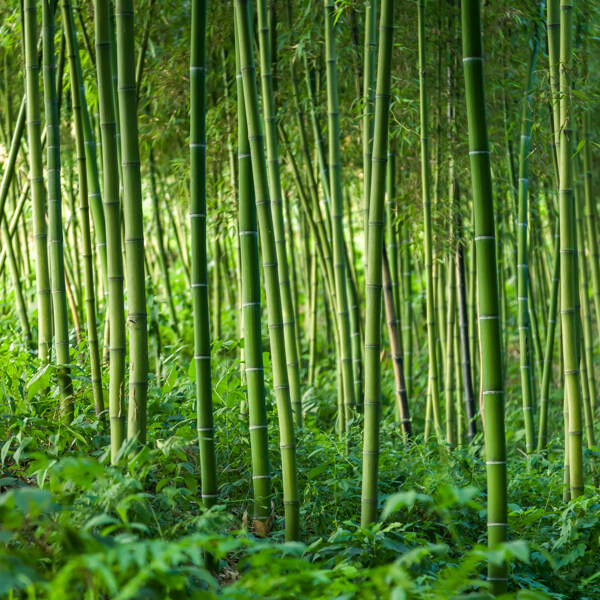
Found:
<box><xmin>1</xmin><ymin>332</ymin><xmax>599</xmax><ymax>600</ymax></box>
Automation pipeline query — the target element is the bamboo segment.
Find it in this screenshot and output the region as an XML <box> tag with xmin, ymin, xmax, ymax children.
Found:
<box><xmin>324</xmin><ymin>0</ymin><xmax>356</xmax><ymax>426</ymax></box>
<box><xmin>63</xmin><ymin>0</ymin><xmax>104</xmax><ymax>416</ymax></box>
<box><xmin>235</xmin><ymin>0</ymin><xmax>299</xmax><ymax>542</ymax></box>
<box><xmin>44</xmin><ymin>0</ymin><xmax>74</xmax><ymax>418</ymax></box>
<box><xmin>418</xmin><ymin>0</ymin><xmax>442</xmax><ymax>440</ymax></box>
<box><xmin>517</xmin><ymin>30</ymin><xmax>539</xmax><ymax>454</ymax></box>
<box><xmin>115</xmin><ymin>0</ymin><xmax>150</xmax><ymax>444</ymax></box>
<box><xmin>256</xmin><ymin>0</ymin><xmax>303</xmax><ymax>428</ymax></box>
<box><xmin>234</xmin><ymin>8</ymin><xmax>271</xmax><ymax>529</ymax></box>
<box><xmin>150</xmin><ymin>152</ymin><xmax>178</xmax><ymax>333</ymax></box>
<box><xmin>461</xmin><ymin>0</ymin><xmax>508</xmax><ymax>592</ymax></box>
<box><xmin>537</xmin><ymin>225</ymin><xmax>559</xmax><ymax>451</ymax></box>
<box><xmin>558</xmin><ymin>0</ymin><xmax>584</xmax><ymax>499</ymax></box>
<box><xmin>23</xmin><ymin>0</ymin><xmax>52</xmax><ymax>362</ymax></box>
<box><xmin>95</xmin><ymin>0</ymin><xmax>126</xmax><ymax>460</ymax></box>
<box><xmin>401</xmin><ymin>221</ymin><xmax>413</xmax><ymax>398</ymax></box>
<box><xmin>456</xmin><ymin>212</ymin><xmax>477</xmax><ymax>441</ymax></box>
<box><xmin>190</xmin><ymin>0</ymin><xmax>218</xmax><ymax>515</ymax></box>
<box><xmin>361</xmin><ymin>0</ymin><xmax>394</xmax><ymax>528</ymax></box>
<box><xmin>575</xmin><ymin>178</ymin><xmax>596</xmax><ymax>449</ymax></box>
<box><xmin>582</xmin><ymin>112</ymin><xmax>600</xmax><ymax>338</ymax></box>
<box><xmin>362</xmin><ymin>0</ymin><xmax>377</xmax><ymax>249</ymax></box>
<box><xmin>0</xmin><ymin>221</ymin><xmax>30</xmax><ymax>343</ymax></box>
<box><xmin>382</xmin><ymin>251</ymin><xmax>412</xmax><ymax>437</ymax></box>
<box><xmin>0</xmin><ymin>97</ymin><xmax>25</xmax><ymax>235</ymax></box>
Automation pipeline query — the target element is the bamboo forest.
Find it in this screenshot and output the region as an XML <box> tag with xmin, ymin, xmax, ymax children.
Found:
<box><xmin>1</xmin><ymin>0</ymin><xmax>600</xmax><ymax>597</ymax></box>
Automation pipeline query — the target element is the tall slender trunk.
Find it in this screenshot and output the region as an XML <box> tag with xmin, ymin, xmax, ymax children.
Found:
<box><xmin>575</xmin><ymin>171</ymin><xmax>596</xmax><ymax>449</ymax></box>
<box><xmin>558</xmin><ymin>0</ymin><xmax>583</xmax><ymax>499</ymax></box>
<box><xmin>517</xmin><ymin>25</ymin><xmax>539</xmax><ymax>454</ymax></box>
<box><xmin>256</xmin><ymin>0</ymin><xmax>303</xmax><ymax>428</ymax></box>
<box><xmin>235</xmin><ymin>0</ymin><xmax>299</xmax><ymax>542</ymax></box>
<box><xmin>382</xmin><ymin>250</ymin><xmax>411</xmax><ymax>437</ymax></box>
<box><xmin>116</xmin><ymin>0</ymin><xmax>150</xmax><ymax>443</ymax></box>
<box><xmin>44</xmin><ymin>0</ymin><xmax>73</xmax><ymax>418</ymax></box>
<box><xmin>23</xmin><ymin>0</ymin><xmax>52</xmax><ymax>362</ymax></box>
<box><xmin>190</xmin><ymin>0</ymin><xmax>218</xmax><ymax>515</ymax></box>
<box><xmin>362</xmin><ymin>0</ymin><xmax>377</xmax><ymax>251</ymax></box>
<box><xmin>63</xmin><ymin>0</ymin><xmax>104</xmax><ymax>416</ymax></box>
<box><xmin>456</xmin><ymin>213</ymin><xmax>476</xmax><ymax>441</ymax></box>
<box><xmin>418</xmin><ymin>0</ymin><xmax>442</xmax><ymax>439</ymax></box>
<box><xmin>361</xmin><ymin>0</ymin><xmax>394</xmax><ymax>527</ymax></box>
<box><xmin>95</xmin><ymin>0</ymin><xmax>126</xmax><ymax>460</ymax></box>
<box><xmin>324</xmin><ymin>0</ymin><xmax>356</xmax><ymax>424</ymax></box>
<box><xmin>461</xmin><ymin>0</ymin><xmax>508</xmax><ymax>592</ymax></box>
<box><xmin>150</xmin><ymin>151</ymin><xmax>178</xmax><ymax>333</ymax></box>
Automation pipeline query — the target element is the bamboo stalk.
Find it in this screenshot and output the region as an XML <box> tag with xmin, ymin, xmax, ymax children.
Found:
<box><xmin>361</xmin><ymin>0</ymin><xmax>394</xmax><ymax>527</ymax></box>
<box><xmin>461</xmin><ymin>0</ymin><xmax>508</xmax><ymax>590</ymax></box>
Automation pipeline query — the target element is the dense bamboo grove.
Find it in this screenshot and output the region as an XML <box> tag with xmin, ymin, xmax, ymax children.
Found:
<box><xmin>1</xmin><ymin>0</ymin><xmax>600</xmax><ymax>598</ymax></box>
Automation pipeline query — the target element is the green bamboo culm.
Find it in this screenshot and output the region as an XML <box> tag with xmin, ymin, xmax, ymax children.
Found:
<box><xmin>95</xmin><ymin>0</ymin><xmax>126</xmax><ymax>460</ymax></box>
<box><xmin>256</xmin><ymin>0</ymin><xmax>303</xmax><ymax>428</ymax></box>
<box><xmin>234</xmin><ymin>8</ymin><xmax>271</xmax><ymax>531</ymax></box>
<box><xmin>324</xmin><ymin>0</ymin><xmax>356</xmax><ymax>425</ymax></box>
<box><xmin>362</xmin><ymin>0</ymin><xmax>377</xmax><ymax>250</ymax></box>
<box><xmin>536</xmin><ymin>225</ymin><xmax>559</xmax><ymax>451</ymax></box>
<box><xmin>517</xmin><ymin>27</ymin><xmax>539</xmax><ymax>454</ymax></box>
<box><xmin>73</xmin><ymin>33</ymin><xmax>108</xmax><ymax>307</ymax></box>
<box><xmin>116</xmin><ymin>0</ymin><xmax>150</xmax><ymax>444</ymax></box>
<box><xmin>574</xmin><ymin>168</ymin><xmax>596</xmax><ymax>449</ymax></box>
<box><xmin>190</xmin><ymin>0</ymin><xmax>218</xmax><ymax>513</ymax></box>
<box><xmin>361</xmin><ymin>0</ymin><xmax>395</xmax><ymax>528</ymax></box>
<box><xmin>401</xmin><ymin>219</ymin><xmax>413</xmax><ymax>398</ymax></box>
<box><xmin>576</xmin><ymin>26</ymin><xmax>597</xmax><ymax>338</ymax></box>
<box><xmin>63</xmin><ymin>0</ymin><xmax>104</xmax><ymax>417</ymax></box>
<box><xmin>43</xmin><ymin>0</ymin><xmax>74</xmax><ymax>419</ymax></box>
<box><xmin>456</xmin><ymin>211</ymin><xmax>477</xmax><ymax>441</ymax></box>
<box><xmin>445</xmin><ymin>183</ymin><xmax>457</xmax><ymax>447</ymax></box>
<box><xmin>0</xmin><ymin>96</ymin><xmax>30</xmax><ymax>342</ymax></box>
<box><xmin>382</xmin><ymin>249</ymin><xmax>411</xmax><ymax>436</ymax></box>
<box><xmin>558</xmin><ymin>0</ymin><xmax>583</xmax><ymax>499</ymax></box>
<box><xmin>234</xmin><ymin>0</ymin><xmax>300</xmax><ymax>541</ymax></box>
<box><xmin>418</xmin><ymin>0</ymin><xmax>442</xmax><ymax>440</ymax></box>
<box><xmin>150</xmin><ymin>150</ymin><xmax>179</xmax><ymax>333</ymax></box>
<box><xmin>461</xmin><ymin>0</ymin><xmax>508</xmax><ymax>593</ymax></box>
<box><xmin>582</xmin><ymin>113</ymin><xmax>600</xmax><ymax>337</ymax></box>
<box><xmin>23</xmin><ymin>0</ymin><xmax>52</xmax><ymax>363</ymax></box>
<box><xmin>547</xmin><ymin>0</ymin><xmax>561</xmax><ymax>154</ymax></box>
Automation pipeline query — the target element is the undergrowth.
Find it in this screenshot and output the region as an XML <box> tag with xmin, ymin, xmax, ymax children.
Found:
<box><xmin>0</xmin><ymin>303</ymin><xmax>599</xmax><ymax>600</ymax></box>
